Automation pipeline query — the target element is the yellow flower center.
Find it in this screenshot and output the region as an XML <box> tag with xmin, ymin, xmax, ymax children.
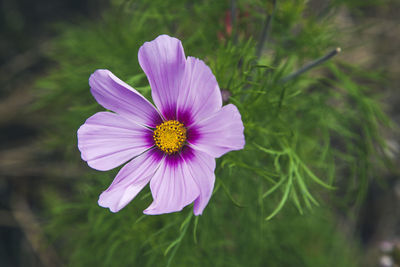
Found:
<box><xmin>153</xmin><ymin>120</ymin><xmax>187</xmax><ymax>154</ymax></box>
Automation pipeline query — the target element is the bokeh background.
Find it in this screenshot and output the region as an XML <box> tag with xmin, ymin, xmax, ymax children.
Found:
<box><xmin>1</xmin><ymin>0</ymin><xmax>400</xmax><ymax>266</ymax></box>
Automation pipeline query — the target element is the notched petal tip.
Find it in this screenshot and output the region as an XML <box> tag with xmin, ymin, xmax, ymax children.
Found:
<box><xmin>88</xmin><ymin>69</ymin><xmax>116</xmax><ymax>93</ymax></box>
<box><xmin>142</xmin><ymin>206</ymin><xmax>185</xmax><ymax>215</ymax></box>
<box><xmin>87</xmin><ymin>161</ymin><xmax>110</xmax><ymax>171</ymax></box>
<box><xmin>77</xmin><ymin>123</ymin><xmax>106</xmax><ymax>170</ymax></box>
<box><xmin>139</xmin><ymin>34</ymin><xmax>182</xmax><ymax>52</ymax></box>
<box><xmin>97</xmin><ymin>193</ymin><xmax>123</xmax><ymax>213</ymax></box>
<box><xmin>90</xmin><ymin>69</ymin><xmax>134</xmax><ymax>94</ymax></box>
<box><xmin>76</xmin><ymin>125</ymin><xmax>87</xmax><ymax>160</ymax></box>
<box><xmin>193</xmin><ymin>210</ymin><xmax>203</xmax><ymax>216</ymax></box>
<box><xmin>226</xmin><ymin>104</ymin><xmax>246</xmax><ymax>148</ymax></box>
<box><xmin>89</xmin><ymin>68</ymin><xmax>109</xmax><ymax>80</ymax></box>
<box><xmin>98</xmin><ymin>197</ymin><xmax>119</xmax><ymax>213</ymax></box>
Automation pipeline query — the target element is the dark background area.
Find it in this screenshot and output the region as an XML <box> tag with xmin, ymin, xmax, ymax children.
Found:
<box><xmin>0</xmin><ymin>1</ymin><xmax>107</xmax><ymax>266</ymax></box>
<box><xmin>0</xmin><ymin>0</ymin><xmax>399</xmax><ymax>266</ymax></box>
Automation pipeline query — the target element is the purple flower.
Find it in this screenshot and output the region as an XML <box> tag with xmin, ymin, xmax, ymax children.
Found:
<box><xmin>77</xmin><ymin>35</ymin><xmax>245</xmax><ymax>215</ymax></box>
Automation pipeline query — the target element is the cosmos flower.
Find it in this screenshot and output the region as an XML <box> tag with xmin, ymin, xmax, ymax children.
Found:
<box><xmin>77</xmin><ymin>35</ymin><xmax>245</xmax><ymax>215</ymax></box>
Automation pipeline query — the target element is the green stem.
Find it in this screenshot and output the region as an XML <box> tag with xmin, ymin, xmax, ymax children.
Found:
<box><xmin>231</xmin><ymin>0</ymin><xmax>237</xmax><ymax>44</ymax></box>
<box><xmin>256</xmin><ymin>0</ymin><xmax>277</xmax><ymax>58</ymax></box>
<box><xmin>280</xmin><ymin>48</ymin><xmax>341</xmax><ymax>83</ymax></box>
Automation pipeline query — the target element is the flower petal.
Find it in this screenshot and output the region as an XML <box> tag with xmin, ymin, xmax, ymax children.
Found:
<box><xmin>89</xmin><ymin>69</ymin><xmax>162</xmax><ymax>127</ymax></box>
<box><xmin>143</xmin><ymin>148</ymin><xmax>200</xmax><ymax>215</ymax></box>
<box><xmin>98</xmin><ymin>148</ymin><xmax>163</xmax><ymax>213</ymax></box>
<box><xmin>188</xmin><ymin>104</ymin><xmax>245</xmax><ymax>158</ymax></box>
<box><xmin>138</xmin><ymin>35</ymin><xmax>186</xmax><ymax>120</ymax></box>
<box><xmin>176</xmin><ymin>57</ymin><xmax>222</xmax><ymax>126</ymax></box>
<box><xmin>182</xmin><ymin>149</ymin><xmax>216</xmax><ymax>215</ymax></box>
<box><xmin>77</xmin><ymin>111</ymin><xmax>154</xmax><ymax>171</ymax></box>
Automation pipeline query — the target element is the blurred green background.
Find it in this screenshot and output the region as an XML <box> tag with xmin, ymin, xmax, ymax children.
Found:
<box><xmin>1</xmin><ymin>0</ymin><xmax>400</xmax><ymax>266</ymax></box>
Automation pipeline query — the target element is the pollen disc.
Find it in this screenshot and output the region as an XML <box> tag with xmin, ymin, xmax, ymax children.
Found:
<box><xmin>153</xmin><ymin>120</ymin><xmax>187</xmax><ymax>154</ymax></box>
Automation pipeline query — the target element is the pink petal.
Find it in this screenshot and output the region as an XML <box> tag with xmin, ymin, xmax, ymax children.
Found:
<box><xmin>176</xmin><ymin>57</ymin><xmax>222</xmax><ymax>127</ymax></box>
<box><xmin>138</xmin><ymin>35</ymin><xmax>186</xmax><ymax>120</ymax></box>
<box><xmin>98</xmin><ymin>148</ymin><xmax>163</xmax><ymax>213</ymax></box>
<box><xmin>89</xmin><ymin>69</ymin><xmax>162</xmax><ymax>127</ymax></box>
<box><xmin>183</xmin><ymin>149</ymin><xmax>216</xmax><ymax>215</ymax></box>
<box><xmin>77</xmin><ymin>111</ymin><xmax>154</xmax><ymax>171</ymax></box>
<box><xmin>143</xmin><ymin>150</ymin><xmax>200</xmax><ymax>215</ymax></box>
<box><xmin>188</xmin><ymin>104</ymin><xmax>245</xmax><ymax>158</ymax></box>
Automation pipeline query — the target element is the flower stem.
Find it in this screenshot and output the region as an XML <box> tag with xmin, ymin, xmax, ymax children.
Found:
<box><xmin>231</xmin><ymin>0</ymin><xmax>237</xmax><ymax>44</ymax></box>
<box><xmin>256</xmin><ymin>0</ymin><xmax>277</xmax><ymax>58</ymax></box>
<box><xmin>280</xmin><ymin>47</ymin><xmax>341</xmax><ymax>83</ymax></box>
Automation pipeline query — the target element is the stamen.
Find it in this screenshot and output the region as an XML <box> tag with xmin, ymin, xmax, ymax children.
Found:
<box><xmin>153</xmin><ymin>120</ymin><xmax>187</xmax><ymax>154</ymax></box>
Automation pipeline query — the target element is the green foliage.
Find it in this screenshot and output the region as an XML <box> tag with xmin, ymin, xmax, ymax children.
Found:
<box><xmin>37</xmin><ymin>0</ymin><xmax>390</xmax><ymax>266</ymax></box>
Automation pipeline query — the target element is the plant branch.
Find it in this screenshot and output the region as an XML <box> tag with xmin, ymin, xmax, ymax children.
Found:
<box><xmin>256</xmin><ymin>0</ymin><xmax>277</xmax><ymax>58</ymax></box>
<box><xmin>280</xmin><ymin>47</ymin><xmax>341</xmax><ymax>83</ymax></box>
<box><xmin>231</xmin><ymin>0</ymin><xmax>237</xmax><ymax>44</ymax></box>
